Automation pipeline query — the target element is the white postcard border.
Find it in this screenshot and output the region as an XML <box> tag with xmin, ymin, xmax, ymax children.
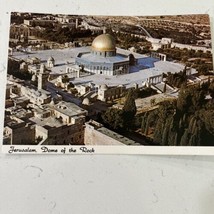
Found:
<box><xmin>0</xmin><ymin>1</ymin><xmax>214</xmax><ymax>155</ymax></box>
<box><xmin>2</xmin><ymin>145</ymin><xmax>214</xmax><ymax>156</ymax></box>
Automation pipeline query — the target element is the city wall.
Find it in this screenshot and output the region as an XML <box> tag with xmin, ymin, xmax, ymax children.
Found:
<box><xmin>84</xmin><ymin>123</ymin><xmax>125</xmax><ymax>146</ymax></box>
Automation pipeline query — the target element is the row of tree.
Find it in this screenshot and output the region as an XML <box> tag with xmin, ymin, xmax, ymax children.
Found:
<box><xmin>98</xmin><ymin>79</ymin><xmax>214</xmax><ymax>146</ymax></box>
<box><xmin>38</xmin><ymin>26</ymin><xmax>92</xmax><ymax>44</ymax></box>
<box><xmin>157</xmin><ymin>47</ymin><xmax>212</xmax><ymax>61</ymax></box>
<box><xmin>147</xmin><ymin>27</ymin><xmax>199</xmax><ymax>44</ymax></box>
<box><xmin>7</xmin><ymin>59</ymin><xmax>32</xmax><ymax>80</ymax></box>
<box><xmin>141</xmin><ymin>81</ymin><xmax>214</xmax><ymax>146</ymax></box>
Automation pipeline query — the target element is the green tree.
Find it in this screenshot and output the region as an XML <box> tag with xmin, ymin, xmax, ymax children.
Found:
<box><xmin>199</xmin><ymin>109</ymin><xmax>214</xmax><ymax>136</ymax></box>
<box><xmin>62</xmin><ymin>75</ymin><xmax>69</xmax><ymax>83</ymax></box>
<box><xmin>180</xmin><ymin>129</ymin><xmax>189</xmax><ymax>146</ymax></box>
<box><xmin>176</xmin><ymin>86</ymin><xmax>189</xmax><ymax>113</ymax></box>
<box><xmin>153</xmin><ymin>101</ymin><xmax>176</xmax><ymax>145</ymax></box>
<box><xmin>123</xmin><ymin>89</ymin><xmax>137</xmax><ymax>123</ymax></box>
<box><xmin>102</xmin><ymin>108</ymin><xmax>124</xmax><ymax>130</ymax></box>
<box><xmin>209</xmin><ymin>80</ymin><xmax>214</xmax><ymax>98</ymax></box>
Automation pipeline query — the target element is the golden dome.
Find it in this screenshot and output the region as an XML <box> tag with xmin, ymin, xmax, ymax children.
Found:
<box><xmin>91</xmin><ymin>34</ymin><xmax>116</xmax><ymax>51</ymax></box>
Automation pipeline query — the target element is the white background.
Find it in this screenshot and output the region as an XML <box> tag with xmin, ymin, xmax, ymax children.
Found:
<box><xmin>0</xmin><ymin>0</ymin><xmax>214</xmax><ymax>213</ymax></box>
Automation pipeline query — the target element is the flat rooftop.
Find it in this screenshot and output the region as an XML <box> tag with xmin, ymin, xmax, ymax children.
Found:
<box><xmin>12</xmin><ymin>96</ymin><xmax>30</xmax><ymax>103</ymax></box>
<box><xmin>135</xmin><ymin>93</ymin><xmax>177</xmax><ymax>111</ymax></box>
<box><xmin>53</xmin><ymin>101</ymin><xmax>87</xmax><ymax>117</ymax></box>
<box><xmin>30</xmin><ymin>116</ymin><xmax>64</xmax><ymax>128</ymax></box>
<box><xmin>11</xmin><ymin>46</ymin><xmax>148</xmax><ymax>75</ymax></box>
<box><xmin>11</xmin><ymin>47</ymin><xmax>197</xmax><ymax>88</ymax></box>
<box><xmin>72</xmin><ymin>60</ymin><xmax>193</xmax><ymax>88</ymax></box>
<box><xmin>5</xmin><ymin>116</ymin><xmax>26</xmax><ymax>128</ymax></box>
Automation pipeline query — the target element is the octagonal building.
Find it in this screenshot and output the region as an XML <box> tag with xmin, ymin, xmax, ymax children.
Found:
<box><xmin>75</xmin><ymin>34</ymin><xmax>134</xmax><ymax>76</ymax></box>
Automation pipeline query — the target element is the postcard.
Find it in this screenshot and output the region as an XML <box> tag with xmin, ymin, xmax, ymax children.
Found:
<box><xmin>1</xmin><ymin>12</ymin><xmax>214</xmax><ymax>154</ymax></box>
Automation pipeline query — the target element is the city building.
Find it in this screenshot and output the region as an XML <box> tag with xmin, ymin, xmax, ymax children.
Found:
<box><xmin>97</xmin><ymin>84</ymin><xmax>126</xmax><ymax>102</ymax></box>
<box><xmin>29</xmin><ymin>101</ymin><xmax>87</xmax><ymax>145</ymax></box>
<box><xmin>10</xmin><ymin>24</ymin><xmax>45</xmax><ymax>39</ymax></box>
<box><xmin>4</xmin><ymin>116</ymin><xmax>35</xmax><ymax>145</ymax></box>
<box><xmin>4</xmin><ymin>74</ymin><xmax>88</xmax><ymax>145</ymax></box>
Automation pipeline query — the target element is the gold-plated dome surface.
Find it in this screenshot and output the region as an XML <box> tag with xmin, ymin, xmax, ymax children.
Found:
<box><xmin>91</xmin><ymin>34</ymin><xmax>116</xmax><ymax>51</ymax></box>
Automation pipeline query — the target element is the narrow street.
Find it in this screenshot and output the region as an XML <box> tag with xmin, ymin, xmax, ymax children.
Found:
<box><xmin>46</xmin><ymin>82</ymin><xmax>82</xmax><ymax>105</ymax></box>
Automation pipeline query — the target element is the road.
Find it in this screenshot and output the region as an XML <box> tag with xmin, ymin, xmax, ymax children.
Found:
<box><xmin>136</xmin><ymin>24</ymin><xmax>153</xmax><ymax>38</ymax></box>
<box><xmin>46</xmin><ymin>82</ymin><xmax>82</xmax><ymax>106</ymax></box>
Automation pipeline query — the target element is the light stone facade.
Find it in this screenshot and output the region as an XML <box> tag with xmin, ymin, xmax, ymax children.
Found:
<box><xmin>97</xmin><ymin>84</ymin><xmax>126</xmax><ymax>102</ymax></box>
<box><xmin>35</xmin><ymin>121</ymin><xmax>84</xmax><ymax>145</ymax></box>
<box><xmin>4</xmin><ymin>116</ymin><xmax>35</xmax><ymax>145</ymax></box>
<box><xmin>4</xmin><ymin>75</ymin><xmax>88</xmax><ymax>146</ymax></box>
<box><xmin>84</xmin><ymin>120</ymin><xmax>139</xmax><ymax>146</ymax></box>
<box><xmin>30</xmin><ymin>102</ymin><xmax>87</xmax><ymax>145</ymax></box>
<box><xmin>47</xmin><ymin>56</ymin><xmax>55</xmax><ymax>68</ymax></box>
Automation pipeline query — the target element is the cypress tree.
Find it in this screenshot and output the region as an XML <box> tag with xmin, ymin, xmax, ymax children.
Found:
<box><xmin>123</xmin><ymin>89</ymin><xmax>137</xmax><ymax>129</ymax></box>
<box><xmin>162</xmin><ymin>122</ymin><xmax>169</xmax><ymax>145</ymax></box>
<box><xmin>141</xmin><ymin>114</ymin><xmax>147</xmax><ymax>133</ymax></box>
<box><xmin>180</xmin><ymin>129</ymin><xmax>189</xmax><ymax>146</ymax></box>
<box><xmin>123</xmin><ymin>89</ymin><xmax>137</xmax><ymax>118</ymax></box>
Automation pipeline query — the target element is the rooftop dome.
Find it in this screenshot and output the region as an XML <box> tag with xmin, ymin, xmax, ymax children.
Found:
<box><xmin>48</xmin><ymin>56</ymin><xmax>55</xmax><ymax>61</ymax></box>
<box><xmin>31</xmin><ymin>74</ymin><xmax>37</xmax><ymax>82</ymax></box>
<box><xmin>91</xmin><ymin>34</ymin><xmax>116</xmax><ymax>52</ymax></box>
<box><xmin>31</xmin><ymin>57</ymin><xmax>40</xmax><ymax>61</ymax></box>
<box><xmin>82</xmin><ymin>98</ymin><xmax>90</xmax><ymax>106</ymax></box>
<box><xmin>100</xmin><ymin>84</ymin><xmax>108</xmax><ymax>90</ymax></box>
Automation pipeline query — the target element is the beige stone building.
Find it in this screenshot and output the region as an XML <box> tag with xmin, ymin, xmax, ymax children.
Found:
<box><xmin>30</xmin><ymin>101</ymin><xmax>87</xmax><ymax>145</ymax></box>
<box><xmin>97</xmin><ymin>84</ymin><xmax>126</xmax><ymax>102</ymax></box>
<box><xmin>3</xmin><ymin>116</ymin><xmax>35</xmax><ymax>145</ymax></box>
<box><xmin>10</xmin><ymin>24</ymin><xmax>45</xmax><ymax>39</ymax></box>
<box><xmin>4</xmin><ymin>74</ymin><xmax>88</xmax><ymax>146</ymax></box>
<box><xmin>20</xmin><ymin>87</ymin><xmax>52</xmax><ymax>105</ymax></box>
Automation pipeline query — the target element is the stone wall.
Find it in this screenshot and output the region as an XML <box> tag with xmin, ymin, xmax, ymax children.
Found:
<box><xmin>84</xmin><ymin>122</ymin><xmax>125</xmax><ymax>146</ymax></box>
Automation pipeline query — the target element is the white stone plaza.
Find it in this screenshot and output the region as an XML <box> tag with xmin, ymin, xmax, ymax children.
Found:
<box><xmin>11</xmin><ymin>33</ymin><xmax>197</xmax><ymax>89</ymax></box>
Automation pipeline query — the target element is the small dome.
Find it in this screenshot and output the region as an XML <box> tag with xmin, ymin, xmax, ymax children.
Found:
<box><xmin>35</xmin><ymin>91</ymin><xmax>41</xmax><ymax>96</ymax></box>
<box><xmin>100</xmin><ymin>84</ymin><xmax>108</xmax><ymax>90</ymax></box>
<box><xmin>82</xmin><ymin>98</ymin><xmax>90</xmax><ymax>105</ymax></box>
<box><xmin>48</xmin><ymin>56</ymin><xmax>55</xmax><ymax>61</ymax></box>
<box><xmin>31</xmin><ymin>57</ymin><xmax>39</xmax><ymax>61</ymax></box>
<box><xmin>31</xmin><ymin>74</ymin><xmax>37</xmax><ymax>82</ymax></box>
<box><xmin>91</xmin><ymin>34</ymin><xmax>116</xmax><ymax>52</ymax></box>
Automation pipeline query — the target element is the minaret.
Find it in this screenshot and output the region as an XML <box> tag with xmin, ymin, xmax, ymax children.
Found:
<box><xmin>76</xmin><ymin>18</ymin><xmax>78</xmax><ymax>29</ymax></box>
<box><xmin>47</xmin><ymin>56</ymin><xmax>55</xmax><ymax>68</ymax></box>
<box><xmin>38</xmin><ymin>64</ymin><xmax>49</xmax><ymax>90</ymax></box>
<box><xmin>103</xmin><ymin>27</ymin><xmax>106</xmax><ymax>34</ymax></box>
